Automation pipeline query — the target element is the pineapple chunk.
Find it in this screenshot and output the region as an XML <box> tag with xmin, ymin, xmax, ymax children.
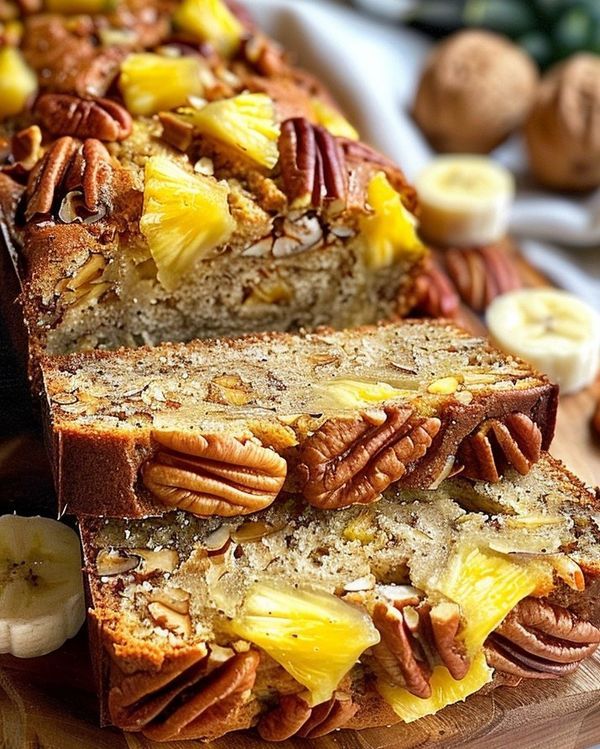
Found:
<box><xmin>231</xmin><ymin>581</ymin><xmax>380</xmax><ymax>706</ymax></box>
<box><xmin>119</xmin><ymin>53</ymin><xmax>204</xmax><ymax>116</ymax></box>
<box><xmin>45</xmin><ymin>0</ymin><xmax>110</xmax><ymax>12</ymax></box>
<box><xmin>140</xmin><ymin>156</ymin><xmax>235</xmax><ymax>291</ymax></box>
<box><xmin>311</xmin><ymin>98</ymin><xmax>359</xmax><ymax>140</ymax></box>
<box><xmin>379</xmin><ymin>652</ymin><xmax>493</xmax><ymax>723</ymax></box>
<box><xmin>359</xmin><ymin>172</ymin><xmax>425</xmax><ymax>269</ymax></box>
<box><xmin>173</xmin><ymin>0</ymin><xmax>243</xmax><ymax>57</ymax></box>
<box><xmin>0</xmin><ymin>47</ymin><xmax>37</xmax><ymax>121</ymax></box>
<box><xmin>377</xmin><ymin>546</ymin><xmax>542</xmax><ymax>722</ymax></box>
<box><xmin>185</xmin><ymin>94</ymin><xmax>280</xmax><ymax>169</ymax></box>
<box><xmin>320</xmin><ymin>379</ymin><xmax>416</xmax><ymax>409</ymax></box>
<box><xmin>343</xmin><ymin>510</ymin><xmax>377</xmax><ymax>544</ymax></box>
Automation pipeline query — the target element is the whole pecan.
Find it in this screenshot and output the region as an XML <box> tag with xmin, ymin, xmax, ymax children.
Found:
<box><xmin>257</xmin><ymin>693</ymin><xmax>358</xmax><ymax>741</ymax></box>
<box><xmin>35</xmin><ymin>94</ymin><xmax>132</xmax><ymax>142</ymax></box>
<box><xmin>412</xmin><ymin>257</ymin><xmax>461</xmax><ymax>319</ymax></box>
<box><xmin>457</xmin><ymin>412</ymin><xmax>542</xmax><ymax>483</ymax></box>
<box><xmin>443</xmin><ymin>244</ymin><xmax>522</xmax><ymax>313</ymax></box>
<box><xmin>371</xmin><ymin>597</ymin><xmax>469</xmax><ymax>698</ymax></box>
<box><xmin>142</xmin><ymin>431</ymin><xmax>288</xmax><ymax>516</ymax></box>
<box><xmin>25</xmin><ymin>136</ymin><xmax>113</xmax><ymax>221</ymax></box>
<box><xmin>298</xmin><ymin>406</ymin><xmax>441</xmax><ymax>509</ymax></box>
<box><xmin>278</xmin><ymin>117</ymin><xmax>347</xmax><ymax>213</ymax></box>
<box><xmin>109</xmin><ymin>646</ymin><xmax>259</xmax><ymax>741</ymax></box>
<box><xmin>485</xmin><ymin>598</ymin><xmax>600</xmax><ymax>680</ymax></box>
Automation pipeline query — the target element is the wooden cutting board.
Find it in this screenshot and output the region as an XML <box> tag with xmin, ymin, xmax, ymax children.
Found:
<box><xmin>0</xmin><ymin>380</ymin><xmax>599</xmax><ymax>749</ymax></box>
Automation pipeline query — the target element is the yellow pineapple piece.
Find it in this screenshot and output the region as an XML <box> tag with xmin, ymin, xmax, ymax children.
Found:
<box><xmin>119</xmin><ymin>53</ymin><xmax>204</xmax><ymax>116</ymax></box>
<box><xmin>231</xmin><ymin>581</ymin><xmax>380</xmax><ymax>706</ymax></box>
<box><xmin>311</xmin><ymin>98</ymin><xmax>359</xmax><ymax>140</ymax></box>
<box><xmin>343</xmin><ymin>510</ymin><xmax>377</xmax><ymax>544</ymax></box>
<box><xmin>140</xmin><ymin>156</ymin><xmax>235</xmax><ymax>291</ymax></box>
<box><xmin>359</xmin><ymin>172</ymin><xmax>425</xmax><ymax>269</ymax></box>
<box><xmin>185</xmin><ymin>93</ymin><xmax>280</xmax><ymax>169</ymax></box>
<box><xmin>0</xmin><ymin>47</ymin><xmax>37</xmax><ymax>120</ymax></box>
<box><xmin>320</xmin><ymin>379</ymin><xmax>416</xmax><ymax>409</ymax></box>
<box><xmin>377</xmin><ymin>546</ymin><xmax>543</xmax><ymax>722</ymax></box>
<box><xmin>173</xmin><ymin>0</ymin><xmax>243</xmax><ymax>57</ymax></box>
<box><xmin>45</xmin><ymin>0</ymin><xmax>110</xmax><ymax>12</ymax></box>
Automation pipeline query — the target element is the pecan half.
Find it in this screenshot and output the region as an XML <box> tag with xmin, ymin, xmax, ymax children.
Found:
<box><xmin>299</xmin><ymin>406</ymin><xmax>441</xmax><ymax>509</ymax></box>
<box><xmin>109</xmin><ymin>647</ymin><xmax>259</xmax><ymax>741</ymax></box>
<box><xmin>278</xmin><ymin>117</ymin><xmax>347</xmax><ymax>213</ymax></box>
<box><xmin>25</xmin><ymin>136</ymin><xmax>113</xmax><ymax>220</ymax></box>
<box><xmin>485</xmin><ymin>599</ymin><xmax>600</xmax><ymax>680</ymax></box>
<box><xmin>142</xmin><ymin>431</ymin><xmax>287</xmax><ymax>516</ymax></box>
<box><xmin>340</xmin><ymin>137</ymin><xmax>418</xmax><ymax>214</ymax></box>
<box><xmin>257</xmin><ymin>693</ymin><xmax>358</xmax><ymax>741</ymax></box>
<box><xmin>412</xmin><ymin>257</ymin><xmax>461</xmax><ymax>319</ymax></box>
<box><xmin>457</xmin><ymin>412</ymin><xmax>542</xmax><ymax>483</ymax></box>
<box><xmin>35</xmin><ymin>94</ymin><xmax>132</xmax><ymax>142</ymax></box>
<box><xmin>1</xmin><ymin>125</ymin><xmax>43</xmax><ymax>181</ymax></box>
<box><xmin>444</xmin><ymin>244</ymin><xmax>522</xmax><ymax>313</ymax></box>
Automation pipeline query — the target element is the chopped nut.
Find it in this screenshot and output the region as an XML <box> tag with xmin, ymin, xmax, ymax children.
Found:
<box><xmin>148</xmin><ymin>601</ymin><xmax>192</xmax><ymax>638</ymax></box>
<box><xmin>150</xmin><ymin>587</ymin><xmax>191</xmax><ymax>615</ymax></box>
<box><xmin>134</xmin><ymin>548</ymin><xmax>179</xmax><ymax>574</ymax></box>
<box><xmin>428</xmin><ymin>376</ymin><xmax>460</xmax><ymax>395</ymax></box>
<box><xmin>231</xmin><ymin>519</ymin><xmax>282</xmax><ymax>543</ymax></box>
<box><xmin>55</xmin><ymin>253</ymin><xmax>112</xmax><ymax>309</ymax></box>
<box><xmin>206</xmin><ymin>374</ymin><xmax>254</xmax><ymax>407</ymax></box>
<box><xmin>96</xmin><ymin>548</ymin><xmax>140</xmax><ymax>576</ymax></box>
<box><xmin>158</xmin><ymin>111</ymin><xmax>194</xmax><ymax>152</ymax></box>
<box><xmin>203</xmin><ymin>525</ymin><xmax>231</xmax><ymax>552</ymax></box>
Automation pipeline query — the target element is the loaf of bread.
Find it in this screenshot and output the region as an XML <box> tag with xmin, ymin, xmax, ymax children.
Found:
<box><xmin>80</xmin><ymin>454</ymin><xmax>600</xmax><ymax>742</ymax></box>
<box><xmin>0</xmin><ymin>0</ymin><xmax>425</xmax><ymax>377</ymax></box>
<box><xmin>41</xmin><ymin>320</ymin><xmax>558</xmax><ymax>518</ymax></box>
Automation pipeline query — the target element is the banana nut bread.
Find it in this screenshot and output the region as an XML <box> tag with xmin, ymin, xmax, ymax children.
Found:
<box><xmin>41</xmin><ymin>320</ymin><xmax>558</xmax><ymax>518</ymax></box>
<box><xmin>0</xmin><ymin>0</ymin><xmax>425</xmax><ymax>377</ymax></box>
<box><xmin>80</xmin><ymin>455</ymin><xmax>600</xmax><ymax>742</ymax></box>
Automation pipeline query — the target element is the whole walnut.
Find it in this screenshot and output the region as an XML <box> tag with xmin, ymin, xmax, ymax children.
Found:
<box><xmin>412</xmin><ymin>30</ymin><xmax>539</xmax><ymax>154</ymax></box>
<box><xmin>524</xmin><ymin>54</ymin><xmax>600</xmax><ymax>191</ymax></box>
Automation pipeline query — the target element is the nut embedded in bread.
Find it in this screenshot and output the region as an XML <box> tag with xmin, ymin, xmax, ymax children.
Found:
<box><xmin>412</xmin><ymin>30</ymin><xmax>538</xmax><ymax>154</ymax></box>
<box><xmin>0</xmin><ymin>0</ymin><xmax>426</xmax><ymax>377</ymax></box>
<box><xmin>80</xmin><ymin>454</ymin><xmax>600</xmax><ymax>742</ymax></box>
<box><xmin>41</xmin><ymin>320</ymin><xmax>558</xmax><ymax>519</ymax></box>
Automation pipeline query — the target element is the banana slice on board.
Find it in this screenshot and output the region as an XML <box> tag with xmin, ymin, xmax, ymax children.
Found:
<box><xmin>0</xmin><ymin>515</ymin><xmax>85</xmax><ymax>658</ymax></box>
<box><xmin>487</xmin><ymin>289</ymin><xmax>600</xmax><ymax>395</ymax></box>
<box><xmin>416</xmin><ymin>155</ymin><xmax>515</xmax><ymax>248</ymax></box>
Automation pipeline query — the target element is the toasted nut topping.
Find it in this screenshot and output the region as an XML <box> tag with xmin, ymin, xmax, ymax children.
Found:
<box><xmin>134</xmin><ymin>548</ymin><xmax>180</xmax><ymax>574</ymax></box>
<box><xmin>150</xmin><ymin>587</ymin><xmax>191</xmax><ymax>615</ymax></box>
<box><xmin>258</xmin><ymin>693</ymin><xmax>358</xmax><ymax>741</ymax></box>
<box><xmin>35</xmin><ymin>94</ymin><xmax>132</xmax><ymax>142</ymax></box>
<box><xmin>458</xmin><ymin>412</ymin><xmax>542</xmax><ymax>483</ymax></box>
<box><xmin>55</xmin><ymin>253</ymin><xmax>112</xmax><ymax>308</ymax></box>
<box><xmin>428</xmin><ymin>376</ymin><xmax>460</xmax><ymax>395</ymax></box>
<box><xmin>143</xmin><ymin>431</ymin><xmax>287</xmax><ymax>516</ymax></box>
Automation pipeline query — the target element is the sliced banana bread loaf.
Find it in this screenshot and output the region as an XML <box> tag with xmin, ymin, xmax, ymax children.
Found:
<box><xmin>0</xmin><ymin>0</ymin><xmax>424</xmax><ymax>377</ymax></box>
<box><xmin>80</xmin><ymin>455</ymin><xmax>600</xmax><ymax>743</ymax></box>
<box><xmin>42</xmin><ymin>320</ymin><xmax>558</xmax><ymax>518</ymax></box>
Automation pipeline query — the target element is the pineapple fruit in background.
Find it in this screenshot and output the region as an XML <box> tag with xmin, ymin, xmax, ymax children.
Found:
<box><xmin>0</xmin><ymin>46</ymin><xmax>37</xmax><ymax>120</ymax></box>
<box><xmin>140</xmin><ymin>156</ymin><xmax>235</xmax><ymax>291</ymax></box>
<box><xmin>119</xmin><ymin>53</ymin><xmax>205</xmax><ymax>116</ymax></box>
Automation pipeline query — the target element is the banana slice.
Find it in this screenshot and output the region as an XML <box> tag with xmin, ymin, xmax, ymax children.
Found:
<box><xmin>487</xmin><ymin>289</ymin><xmax>600</xmax><ymax>394</ymax></box>
<box><xmin>0</xmin><ymin>515</ymin><xmax>85</xmax><ymax>658</ymax></box>
<box><xmin>415</xmin><ymin>155</ymin><xmax>515</xmax><ymax>247</ymax></box>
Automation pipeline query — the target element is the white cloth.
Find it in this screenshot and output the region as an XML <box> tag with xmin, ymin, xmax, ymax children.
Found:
<box><xmin>251</xmin><ymin>0</ymin><xmax>600</xmax><ymax>309</ymax></box>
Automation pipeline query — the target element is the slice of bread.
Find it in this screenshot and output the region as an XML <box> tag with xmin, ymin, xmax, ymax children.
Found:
<box><xmin>80</xmin><ymin>455</ymin><xmax>600</xmax><ymax>743</ymax></box>
<box><xmin>41</xmin><ymin>320</ymin><xmax>558</xmax><ymax>518</ymax></box>
<box><xmin>0</xmin><ymin>0</ymin><xmax>424</xmax><ymax>380</ymax></box>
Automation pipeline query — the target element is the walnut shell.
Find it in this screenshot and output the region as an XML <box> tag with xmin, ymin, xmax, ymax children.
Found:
<box><xmin>524</xmin><ymin>54</ymin><xmax>600</xmax><ymax>191</ymax></box>
<box><xmin>412</xmin><ymin>30</ymin><xmax>538</xmax><ymax>154</ymax></box>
